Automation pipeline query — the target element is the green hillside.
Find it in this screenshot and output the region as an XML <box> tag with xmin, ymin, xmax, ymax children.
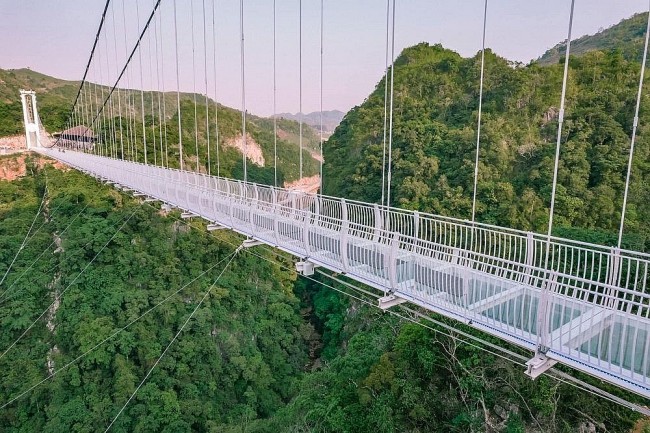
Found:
<box><xmin>324</xmin><ymin>42</ymin><xmax>650</xmax><ymax>249</ymax></box>
<box><xmin>0</xmin><ymin>68</ymin><xmax>320</xmax><ymax>184</ymax></box>
<box><xmin>538</xmin><ymin>13</ymin><xmax>648</xmax><ymax>65</ymax></box>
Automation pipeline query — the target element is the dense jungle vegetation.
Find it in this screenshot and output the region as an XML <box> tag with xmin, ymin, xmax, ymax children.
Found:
<box><xmin>325</xmin><ymin>42</ymin><xmax>650</xmax><ymax>250</ymax></box>
<box><xmin>0</xmin><ymin>156</ymin><xmax>643</xmax><ymax>432</ymax></box>
<box><xmin>2</xmin><ymin>13</ymin><xmax>650</xmax><ymax>433</ymax></box>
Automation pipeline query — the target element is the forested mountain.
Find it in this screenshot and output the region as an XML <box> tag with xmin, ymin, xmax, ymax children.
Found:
<box><xmin>0</xmin><ymin>68</ymin><xmax>320</xmax><ymax>184</ymax></box>
<box><xmin>538</xmin><ymin>13</ymin><xmax>648</xmax><ymax>65</ymax></box>
<box><xmin>325</xmin><ymin>42</ymin><xmax>650</xmax><ymax>250</ymax></box>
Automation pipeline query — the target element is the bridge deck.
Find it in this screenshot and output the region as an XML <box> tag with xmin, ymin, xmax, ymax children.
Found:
<box><xmin>37</xmin><ymin>148</ymin><xmax>650</xmax><ymax>398</ymax></box>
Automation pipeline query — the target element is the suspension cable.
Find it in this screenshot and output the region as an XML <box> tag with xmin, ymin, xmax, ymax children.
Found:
<box><xmin>539</xmin><ymin>0</ymin><xmax>575</xmax><ymax>353</ymax></box>
<box><xmin>273</xmin><ymin>0</ymin><xmax>278</xmax><ymax>187</ymax></box>
<box><xmin>319</xmin><ymin>0</ymin><xmax>324</xmax><ymax>194</ymax></box>
<box><xmin>58</xmin><ymin>0</ymin><xmax>112</xmax><ymax>146</ymax></box>
<box><xmin>380</xmin><ymin>0</ymin><xmax>390</xmax><ymax>207</ymax></box>
<box><xmin>471</xmin><ymin>0</ymin><xmax>488</xmax><ymax>223</ymax></box>
<box><xmin>191</xmin><ymin>0</ymin><xmax>200</xmax><ymax>172</ymax></box>
<box><xmin>212</xmin><ymin>0</ymin><xmax>220</xmax><ymax>177</ymax></box>
<box><xmin>111</xmin><ymin>1</ymin><xmax>125</xmax><ymax>160</ymax></box>
<box><xmin>146</xmin><ymin>12</ymin><xmax>158</xmax><ymax>166</ymax></box>
<box><xmin>299</xmin><ymin>0</ymin><xmax>303</xmax><ymax>180</ymax></box>
<box><xmin>546</xmin><ymin>0</ymin><xmax>575</xmax><ymax>243</ymax></box>
<box><xmin>151</xmin><ymin>0</ymin><xmax>163</xmax><ymax>167</ymax></box>
<box><xmin>174</xmin><ymin>0</ymin><xmax>184</xmax><ymax>170</ymax></box>
<box><xmin>202</xmin><ymin>0</ymin><xmax>211</xmax><ymax>176</ymax></box>
<box><xmin>83</xmin><ymin>0</ymin><xmax>163</xmax><ymax>149</ymax></box>
<box><xmin>618</xmin><ymin>3</ymin><xmax>650</xmax><ymax>249</ymax></box>
<box><xmin>386</xmin><ymin>0</ymin><xmax>396</xmax><ymax>207</ymax></box>
<box><xmin>157</xmin><ymin>2</ymin><xmax>169</xmax><ymax>168</ymax></box>
<box><xmin>240</xmin><ymin>0</ymin><xmax>248</xmax><ymax>182</ymax></box>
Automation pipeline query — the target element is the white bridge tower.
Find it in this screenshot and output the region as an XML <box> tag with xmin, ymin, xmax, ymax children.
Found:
<box><xmin>19</xmin><ymin>90</ymin><xmax>41</xmax><ymax>150</ymax></box>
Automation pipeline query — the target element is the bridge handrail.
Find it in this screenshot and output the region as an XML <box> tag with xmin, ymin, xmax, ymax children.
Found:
<box><xmin>59</xmin><ymin>154</ymin><xmax>650</xmax><ymax>309</ymax></box>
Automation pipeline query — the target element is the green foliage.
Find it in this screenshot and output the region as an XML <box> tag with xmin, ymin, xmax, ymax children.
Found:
<box><xmin>324</xmin><ymin>43</ymin><xmax>650</xmax><ymax>249</ymax></box>
<box><xmin>0</xmin><ymin>163</ymin><xmax>310</xmax><ymax>431</ymax></box>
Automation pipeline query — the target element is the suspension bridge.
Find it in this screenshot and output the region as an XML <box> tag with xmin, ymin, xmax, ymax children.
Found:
<box><xmin>11</xmin><ymin>0</ymin><xmax>650</xmax><ymax>417</ymax></box>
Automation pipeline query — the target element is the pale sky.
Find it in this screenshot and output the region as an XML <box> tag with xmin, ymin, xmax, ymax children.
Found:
<box><xmin>0</xmin><ymin>0</ymin><xmax>647</xmax><ymax>116</ymax></box>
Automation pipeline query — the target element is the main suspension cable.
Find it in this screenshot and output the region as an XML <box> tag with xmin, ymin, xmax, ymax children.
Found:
<box><xmin>212</xmin><ymin>0</ymin><xmax>221</xmax><ymax>177</ymax></box>
<box><xmin>58</xmin><ymin>0</ymin><xmax>112</xmax><ymax>146</ymax></box>
<box><xmin>84</xmin><ymin>0</ymin><xmax>163</xmax><ymax>148</ymax></box>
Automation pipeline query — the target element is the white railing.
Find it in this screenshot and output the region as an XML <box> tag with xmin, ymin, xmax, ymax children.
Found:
<box><xmin>37</xmin><ymin>148</ymin><xmax>650</xmax><ymax>398</ymax></box>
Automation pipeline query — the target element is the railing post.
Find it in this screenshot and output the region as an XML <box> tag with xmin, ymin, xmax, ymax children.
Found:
<box><xmin>341</xmin><ymin>199</ymin><xmax>349</xmax><ymax>272</ymax></box>
<box><xmin>303</xmin><ymin>196</ymin><xmax>312</xmax><ymax>256</ymax></box>
<box><xmin>373</xmin><ymin>204</ymin><xmax>382</xmax><ymax>242</ymax></box>
<box><xmin>413</xmin><ymin>211</ymin><xmax>420</xmax><ymax>239</ymax></box>
<box><xmin>272</xmin><ymin>188</ymin><xmax>280</xmax><ymax>245</ymax></box>
<box><xmin>250</xmin><ymin>185</ymin><xmax>258</xmax><ymax>235</ymax></box>
<box><xmin>524</xmin><ymin>232</ymin><xmax>535</xmax><ymax>286</ymax></box>
<box><xmin>388</xmin><ymin>232</ymin><xmax>400</xmax><ymax>292</ymax></box>
<box><xmin>228</xmin><ymin>181</ymin><xmax>235</xmax><ymax>228</ymax></box>
<box><xmin>606</xmin><ymin>247</ymin><xmax>621</xmax><ymax>310</ymax></box>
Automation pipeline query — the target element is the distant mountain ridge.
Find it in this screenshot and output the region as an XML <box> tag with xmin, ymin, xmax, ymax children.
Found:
<box><xmin>275</xmin><ymin>110</ymin><xmax>345</xmax><ymax>136</ymax></box>
<box><xmin>537</xmin><ymin>12</ymin><xmax>647</xmax><ymax>65</ymax></box>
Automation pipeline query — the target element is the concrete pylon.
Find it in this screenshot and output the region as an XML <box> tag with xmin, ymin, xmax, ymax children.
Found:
<box><xmin>19</xmin><ymin>90</ymin><xmax>41</xmax><ymax>150</ymax></box>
